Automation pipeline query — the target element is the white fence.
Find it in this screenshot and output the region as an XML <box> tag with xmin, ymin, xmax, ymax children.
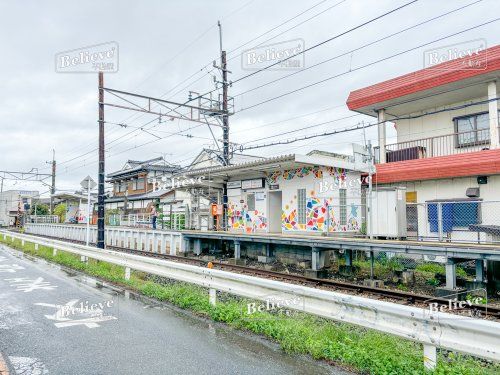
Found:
<box><xmin>1</xmin><ymin>230</ymin><xmax>499</xmax><ymax>370</ymax></box>
<box><xmin>24</xmin><ymin>223</ymin><xmax>182</xmax><ymax>256</ymax></box>
<box><xmin>27</xmin><ymin>215</ymin><xmax>59</xmax><ymax>224</ymax></box>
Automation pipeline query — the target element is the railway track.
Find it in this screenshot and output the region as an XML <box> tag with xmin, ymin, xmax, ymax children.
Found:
<box><xmin>9</xmin><ymin>230</ymin><xmax>500</xmax><ymax>319</ymax></box>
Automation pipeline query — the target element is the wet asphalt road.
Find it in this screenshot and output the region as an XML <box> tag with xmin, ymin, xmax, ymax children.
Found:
<box><xmin>0</xmin><ymin>244</ymin><xmax>349</xmax><ymax>375</ymax></box>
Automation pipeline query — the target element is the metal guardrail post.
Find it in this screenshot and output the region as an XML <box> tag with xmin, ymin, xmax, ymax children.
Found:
<box><xmin>423</xmin><ymin>344</ymin><xmax>437</xmax><ymax>370</ymax></box>
<box><xmin>209</xmin><ymin>288</ymin><xmax>217</xmax><ymax>306</ymax></box>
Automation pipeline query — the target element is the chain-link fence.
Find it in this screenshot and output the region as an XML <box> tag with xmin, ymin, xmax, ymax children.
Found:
<box><xmin>406</xmin><ymin>200</ymin><xmax>500</xmax><ymax>244</ymax></box>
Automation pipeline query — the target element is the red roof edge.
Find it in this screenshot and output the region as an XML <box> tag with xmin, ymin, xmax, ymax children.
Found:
<box><xmin>347</xmin><ymin>44</ymin><xmax>500</xmax><ymax>112</ymax></box>
<box><xmin>371</xmin><ymin>149</ymin><xmax>500</xmax><ymax>184</ymax></box>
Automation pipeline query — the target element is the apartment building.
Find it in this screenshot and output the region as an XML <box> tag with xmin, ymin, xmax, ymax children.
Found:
<box><xmin>347</xmin><ymin>44</ymin><xmax>500</xmax><ymax>244</ymax></box>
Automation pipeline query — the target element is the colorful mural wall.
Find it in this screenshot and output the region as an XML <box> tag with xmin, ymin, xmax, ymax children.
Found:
<box><xmin>227</xmin><ymin>165</ymin><xmax>361</xmax><ymax>234</ymax></box>
<box><xmin>228</xmin><ymin>203</ymin><xmax>268</xmax><ymax>233</ymax></box>
<box><xmin>275</xmin><ymin>166</ymin><xmax>361</xmax><ymax>233</ymax></box>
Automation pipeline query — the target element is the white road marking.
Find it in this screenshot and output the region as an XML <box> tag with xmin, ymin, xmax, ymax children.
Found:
<box><xmin>0</xmin><ymin>265</ymin><xmax>24</xmax><ymax>274</ymax></box>
<box><xmin>0</xmin><ymin>256</ymin><xmax>8</xmax><ymax>263</ymax></box>
<box><xmin>8</xmin><ymin>356</ymin><xmax>48</xmax><ymax>375</ymax></box>
<box><xmin>34</xmin><ymin>299</ymin><xmax>117</xmax><ymax>329</ymax></box>
<box><xmin>4</xmin><ymin>278</ymin><xmax>57</xmax><ymax>293</ymax></box>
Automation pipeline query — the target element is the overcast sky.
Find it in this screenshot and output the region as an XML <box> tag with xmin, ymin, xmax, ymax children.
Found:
<box><xmin>0</xmin><ymin>0</ymin><xmax>497</xmax><ymax>195</ymax></box>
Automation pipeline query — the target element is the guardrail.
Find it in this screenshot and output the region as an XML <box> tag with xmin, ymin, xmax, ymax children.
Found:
<box><xmin>24</xmin><ymin>223</ymin><xmax>181</xmax><ymax>256</ymax></box>
<box><xmin>1</xmin><ymin>230</ymin><xmax>498</xmax><ymax>370</ymax></box>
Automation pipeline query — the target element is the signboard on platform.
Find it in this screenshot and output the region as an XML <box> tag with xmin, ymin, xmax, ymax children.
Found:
<box><xmin>227</xmin><ymin>180</ymin><xmax>241</xmax><ymax>189</ymax></box>
<box><xmin>241</xmin><ymin>178</ymin><xmax>264</xmax><ymax>190</ymax></box>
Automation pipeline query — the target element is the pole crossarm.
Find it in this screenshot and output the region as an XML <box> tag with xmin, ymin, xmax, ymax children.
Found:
<box><xmin>102</xmin><ymin>87</ymin><xmax>226</xmax><ymax>127</ymax></box>
<box><xmin>0</xmin><ymin>170</ymin><xmax>51</xmax><ymax>181</ymax></box>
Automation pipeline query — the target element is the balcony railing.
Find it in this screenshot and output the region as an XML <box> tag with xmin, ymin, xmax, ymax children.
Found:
<box><xmin>374</xmin><ymin>128</ymin><xmax>495</xmax><ymax>163</ymax></box>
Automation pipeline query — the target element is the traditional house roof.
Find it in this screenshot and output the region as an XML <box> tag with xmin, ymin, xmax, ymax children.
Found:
<box><xmin>107</xmin><ymin>157</ymin><xmax>182</xmax><ymax>180</ymax></box>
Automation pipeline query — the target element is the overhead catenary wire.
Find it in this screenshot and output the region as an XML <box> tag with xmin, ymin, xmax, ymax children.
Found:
<box><xmin>235</xmin><ymin>17</ymin><xmax>500</xmax><ymax>114</ymax></box>
<box><xmin>240</xmin><ymin>96</ymin><xmax>500</xmax><ymax>151</ymax></box>
<box><xmin>56</xmin><ymin>16</ymin><xmax>498</xmax><ymax>175</ymax></box>
<box><xmin>231</xmin><ymin>0</ymin><xmax>484</xmax><ymax>99</ymax></box>
<box><xmin>48</xmin><ymin>0</ymin><xmax>419</xmax><ymax>174</ymax></box>
<box><xmin>107</xmin><ymin>0</ymin><xmax>351</xmax><ymax>150</ymax></box>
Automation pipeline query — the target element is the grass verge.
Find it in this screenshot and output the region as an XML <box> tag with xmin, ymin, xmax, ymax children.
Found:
<box><xmin>1</xmin><ymin>236</ymin><xmax>498</xmax><ymax>375</ymax></box>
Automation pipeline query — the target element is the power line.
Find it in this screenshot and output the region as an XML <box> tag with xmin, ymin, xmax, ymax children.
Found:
<box><xmin>239</xmin><ymin>113</ymin><xmax>363</xmax><ymax>145</ymax></box>
<box><xmin>186</xmin><ymin>0</ymin><xmax>419</xmax><ymax>107</ymax></box>
<box><xmin>47</xmin><ymin>2</ymin><xmax>256</xmax><ymax>168</ymax></box>
<box><xmin>241</xmin><ymin>96</ymin><xmax>500</xmax><ymax>151</ymax></box>
<box><xmin>235</xmin><ymin>18</ymin><xmax>499</xmax><ymax>113</ymax></box>
<box><xmin>226</xmin><ymin>0</ymin><xmax>343</xmax><ymax>60</ymax></box>
<box><xmin>108</xmin><ymin>0</ymin><xmax>346</xmax><ymax>151</ymax></box>
<box><xmin>231</xmin><ymin>0</ymin><xmax>419</xmax><ymax>85</ymax></box>
<box><xmin>232</xmin><ymin>0</ymin><xmax>484</xmax><ymax>99</ymax></box>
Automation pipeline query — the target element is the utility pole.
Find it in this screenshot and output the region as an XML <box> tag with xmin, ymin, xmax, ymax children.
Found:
<box><xmin>49</xmin><ymin>150</ymin><xmax>56</xmax><ymax>213</ymax></box>
<box><xmin>97</xmin><ymin>71</ymin><xmax>105</xmax><ymax>249</ymax></box>
<box><xmin>219</xmin><ymin>20</ymin><xmax>230</xmax><ymax>231</ymax></box>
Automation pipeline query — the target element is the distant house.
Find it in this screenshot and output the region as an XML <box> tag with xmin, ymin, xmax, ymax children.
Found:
<box><xmin>51</xmin><ymin>191</ymin><xmax>95</xmax><ymax>224</ymax></box>
<box><xmin>0</xmin><ymin>190</ymin><xmax>39</xmax><ymax>226</ymax></box>
<box><xmin>105</xmin><ymin>157</ymin><xmax>181</xmax><ymax>216</ymax></box>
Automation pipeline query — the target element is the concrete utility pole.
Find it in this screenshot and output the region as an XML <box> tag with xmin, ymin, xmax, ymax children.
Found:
<box><xmin>49</xmin><ymin>149</ymin><xmax>56</xmax><ymax>213</ymax></box>
<box><xmin>97</xmin><ymin>71</ymin><xmax>105</xmax><ymax>249</ymax></box>
<box><xmin>219</xmin><ymin>20</ymin><xmax>229</xmax><ymax>231</ymax></box>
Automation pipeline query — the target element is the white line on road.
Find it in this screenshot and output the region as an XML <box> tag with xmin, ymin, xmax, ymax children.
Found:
<box><xmin>4</xmin><ymin>277</ymin><xmax>58</xmax><ymax>293</ymax></box>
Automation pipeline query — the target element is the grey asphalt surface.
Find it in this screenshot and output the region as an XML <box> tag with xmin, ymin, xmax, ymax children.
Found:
<box><xmin>0</xmin><ymin>244</ymin><xmax>349</xmax><ymax>375</ymax></box>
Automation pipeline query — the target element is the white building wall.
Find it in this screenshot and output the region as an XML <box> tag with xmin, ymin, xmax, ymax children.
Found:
<box><xmin>395</xmin><ymin>96</ymin><xmax>489</xmax><ymax>144</ymax></box>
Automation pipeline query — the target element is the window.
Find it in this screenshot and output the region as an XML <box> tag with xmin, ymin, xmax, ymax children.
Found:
<box><xmin>297</xmin><ymin>189</ymin><xmax>306</xmax><ymax>224</ymax></box>
<box><xmin>133</xmin><ymin>178</ymin><xmax>145</xmax><ymax>190</ymax></box>
<box><xmin>339</xmin><ymin>189</ymin><xmax>347</xmax><ymax>226</ymax></box>
<box><xmin>118</xmin><ymin>181</ymin><xmax>127</xmax><ymax>193</ymax></box>
<box><xmin>137</xmin><ymin>178</ymin><xmax>145</xmax><ymax>190</ymax></box>
<box><xmin>455</xmin><ymin>112</ymin><xmax>491</xmax><ymax>147</ymax></box>
<box><xmin>247</xmin><ymin>193</ymin><xmax>255</xmax><ymax>211</ymax></box>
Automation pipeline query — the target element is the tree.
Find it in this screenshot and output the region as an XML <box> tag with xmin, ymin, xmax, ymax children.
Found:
<box><xmin>53</xmin><ymin>203</ymin><xmax>67</xmax><ymax>223</ymax></box>
<box><xmin>31</xmin><ymin>203</ymin><xmax>49</xmax><ymax>216</ymax></box>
